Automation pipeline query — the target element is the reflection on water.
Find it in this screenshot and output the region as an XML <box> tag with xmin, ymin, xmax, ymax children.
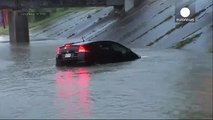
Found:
<box><xmin>55</xmin><ymin>68</ymin><xmax>91</xmax><ymax>118</ymax></box>
<box><xmin>9</xmin><ymin>44</ymin><xmax>31</xmax><ymax>62</ymax></box>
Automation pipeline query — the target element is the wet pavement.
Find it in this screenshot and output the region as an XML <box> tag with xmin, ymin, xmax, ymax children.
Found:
<box><xmin>0</xmin><ymin>40</ymin><xmax>212</xmax><ymax>119</ymax></box>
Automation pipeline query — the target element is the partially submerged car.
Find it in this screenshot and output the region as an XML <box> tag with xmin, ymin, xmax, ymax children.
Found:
<box><xmin>56</xmin><ymin>40</ymin><xmax>140</xmax><ymax>66</ymax></box>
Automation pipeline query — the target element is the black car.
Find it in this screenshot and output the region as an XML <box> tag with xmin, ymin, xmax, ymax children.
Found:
<box><xmin>56</xmin><ymin>40</ymin><xmax>140</xmax><ymax>66</ymax></box>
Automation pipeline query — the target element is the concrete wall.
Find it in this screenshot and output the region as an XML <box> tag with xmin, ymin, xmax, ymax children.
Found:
<box><xmin>125</xmin><ymin>0</ymin><xmax>134</xmax><ymax>12</ymax></box>
<box><xmin>107</xmin><ymin>0</ymin><xmax>124</xmax><ymax>6</ymax></box>
<box><xmin>8</xmin><ymin>10</ymin><xmax>29</xmax><ymax>43</ymax></box>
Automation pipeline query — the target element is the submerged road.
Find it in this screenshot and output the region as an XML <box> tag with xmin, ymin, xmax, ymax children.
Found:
<box><xmin>0</xmin><ymin>40</ymin><xmax>212</xmax><ymax>119</ymax></box>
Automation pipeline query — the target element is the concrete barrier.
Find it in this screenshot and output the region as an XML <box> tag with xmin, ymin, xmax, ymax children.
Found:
<box><xmin>8</xmin><ymin>10</ymin><xmax>29</xmax><ymax>43</ymax></box>
<box><xmin>125</xmin><ymin>0</ymin><xmax>134</xmax><ymax>12</ymax></box>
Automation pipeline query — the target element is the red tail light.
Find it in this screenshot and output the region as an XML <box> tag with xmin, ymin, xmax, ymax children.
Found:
<box><xmin>78</xmin><ymin>45</ymin><xmax>88</xmax><ymax>53</ymax></box>
<box><xmin>64</xmin><ymin>44</ymin><xmax>71</xmax><ymax>49</ymax></box>
<box><xmin>57</xmin><ymin>48</ymin><xmax>60</xmax><ymax>54</ymax></box>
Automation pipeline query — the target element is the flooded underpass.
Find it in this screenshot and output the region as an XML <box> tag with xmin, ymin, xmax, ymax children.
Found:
<box><xmin>0</xmin><ymin>40</ymin><xmax>212</xmax><ymax>119</ymax></box>
<box><xmin>0</xmin><ymin>0</ymin><xmax>212</xmax><ymax>118</ymax></box>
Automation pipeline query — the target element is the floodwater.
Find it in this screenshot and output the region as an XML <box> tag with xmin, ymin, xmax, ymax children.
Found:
<box><xmin>0</xmin><ymin>40</ymin><xmax>212</xmax><ymax>119</ymax></box>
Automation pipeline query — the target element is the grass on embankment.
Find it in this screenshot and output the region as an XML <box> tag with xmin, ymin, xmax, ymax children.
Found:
<box><xmin>0</xmin><ymin>27</ymin><xmax>8</xmax><ymax>35</ymax></box>
<box><xmin>0</xmin><ymin>7</ymin><xmax>98</xmax><ymax>35</ymax></box>
<box><xmin>172</xmin><ymin>33</ymin><xmax>202</xmax><ymax>49</ymax></box>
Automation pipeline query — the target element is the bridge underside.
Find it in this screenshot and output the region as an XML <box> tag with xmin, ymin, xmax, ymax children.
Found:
<box><xmin>0</xmin><ymin>0</ymin><xmax>124</xmax><ymax>9</ymax></box>
<box><xmin>0</xmin><ymin>0</ymin><xmax>136</xmax><ymax>44</ymax></box>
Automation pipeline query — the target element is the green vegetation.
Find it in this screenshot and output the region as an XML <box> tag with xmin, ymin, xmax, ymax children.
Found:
<box><xmin>0</xmin><ymin>26</ymin><xmax>8</xmax><ymax>35</ymax></box>
<box><xmin>172</xmin><ymin>33</ymin><xmax>202</xmax><ymax>49</ymax></box>
<box><xmin>28</xmin><ymin>7</ymin><xmax>91</xmax><ymax>28</ymax></box>
<box><xmin>209</xmin><ymin>47</ymin><xmax>213</xmax><ymax>53</ymax></box>
<box><xmin>94</xmin><ymin>9</ymin><xmax>102</xmax><ymax>14</ymax></box>
<box><xmin>0</xmin><ymin>7</ymin><xmax>95</xmax><ymax>35</ymax></box>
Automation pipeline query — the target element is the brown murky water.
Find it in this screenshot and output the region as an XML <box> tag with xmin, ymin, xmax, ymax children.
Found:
<box><xmin>0</xmin><ymin>41</ymin><xmax>212</xmax><ymax>119</ymax></box>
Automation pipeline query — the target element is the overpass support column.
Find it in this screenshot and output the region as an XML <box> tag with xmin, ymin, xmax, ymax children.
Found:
<box><xmin>8</xmin><ymin>10</ymin><xmax>29</xmax><ymax>43</ymax></box>
<box><xmin>125</xmin><ymin>0</ymin><xmax>134</xmax><ymax>12</ymax></box>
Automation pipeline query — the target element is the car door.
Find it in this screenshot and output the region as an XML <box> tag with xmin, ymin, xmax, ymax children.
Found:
<box><xmin>108</xmin><ymin>41</ymin><xmax>140</xmax><ymax>61</ymax></box>
<box><xmin>96</xmin><ymin>42</ymin><xmax>113</xmax><ymax>63</ymax></box>
<box><xmin>96</xmin><ymin>41</ymin><xmax>128</xmax><ymax>63</ymax></box>
<box><xmin>86</xmin><ymin>42</ymin><xmax>112</xmax><ymax>63</ymax></box>
<box><xmin>109</xmin><ymin>42</ymin><xmax>129</xmax><ymax>62</ymax></box>
<box><xmin>88</xmin><ymin>41</ymin><xmax>139</xmax><ymax>64</ymax></box>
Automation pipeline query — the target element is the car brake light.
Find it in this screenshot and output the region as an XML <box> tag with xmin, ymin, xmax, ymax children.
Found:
<box><xmin>64</xmin><ymin>44</ymin><xmax>71</xmax><ymax>49</ymax></box>
<box><xmin>78</xmin><ymin>45</ymin><xmax>88</xmax><ymax>52</ymax></box>
<box><xmin>57</xmin><ymin>48</ymin><xmax>60</xmax><ymax>54</ymax></box>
